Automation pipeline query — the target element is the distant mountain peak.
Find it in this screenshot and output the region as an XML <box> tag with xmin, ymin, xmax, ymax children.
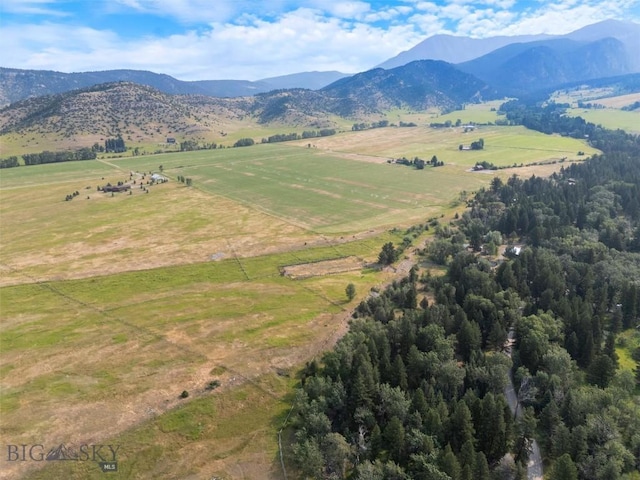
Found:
<box><xmin>376</xmin><ymin>19</ymin><xmax>639</xmax><ymax>71</ymax></box>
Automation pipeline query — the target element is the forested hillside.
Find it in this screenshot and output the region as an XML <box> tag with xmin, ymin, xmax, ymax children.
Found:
<box><xmin>290</xmin><ymin>103</ymin><xmax>640</xmax><ymax>479</ymax></box>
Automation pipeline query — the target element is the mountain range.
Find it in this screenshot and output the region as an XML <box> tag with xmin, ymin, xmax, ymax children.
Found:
<box><xmin>0</xmin><ymin>60</ymin><xmax>494</xmax><ymax>139</ymax></box>
<box><xmin>1</xmin><ymin>19</ymin><xmax>639</xmax><ymax>147</ymax></box>
<box><xmin>0</xmin><ymin>68</ymin><xmax>348</xmax><ymax>106</ymax></box>
<box><xmin>1</xmin><ymin>19</ymin><xmax>638</xmax><ymax>107</ymax></box>
<box><xmin>379</xmin><ymin>19</ymin><xmax>639</xmax><ymax>70</ymax></box>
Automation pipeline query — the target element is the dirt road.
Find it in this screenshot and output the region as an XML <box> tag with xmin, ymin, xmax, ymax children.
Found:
<box><xmin>504</xmin><ymin>329</ymin><xmax>543</xmax><ymax>480</ymax></box>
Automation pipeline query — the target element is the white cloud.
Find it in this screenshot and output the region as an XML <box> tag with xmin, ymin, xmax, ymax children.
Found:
<box><xmin>109</xmin><ymin>0</ymin><xmax>320</xmax><ymax>23</ymax></box>
<box><xmin>2</xmin><ymin>0</ymin><xmax>638</xmax><ymax>80</ymax></box>
<box><xmin>480</xmin><ymin>0</ymin><xmax>639</xmax><ymax>36</ymax></box>
<box><xmin>0</xmin><ymin>7</ymin><xmax>422</xmax><ymax>80</ymax></box>
<box><xmin>322</xmin><ymin>1</ymin><xmax>371</xmax><ymax>19</ymax></box>
<box><xmin>364</xmin><ymin>5</ymin><xmax>414</xmax><ymax>23</ymax></box>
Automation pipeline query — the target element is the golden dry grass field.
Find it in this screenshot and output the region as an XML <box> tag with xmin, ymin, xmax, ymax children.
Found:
<box><xmin>0</xmin><ymin>111</ymin><xmax>598</xmax><ymax>479</ymax></box>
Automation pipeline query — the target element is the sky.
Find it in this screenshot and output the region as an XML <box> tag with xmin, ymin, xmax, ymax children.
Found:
<box><xmin>1</xmin><ymin>0</ymin><xmax>639</xmax><ymax>81</ymax></box>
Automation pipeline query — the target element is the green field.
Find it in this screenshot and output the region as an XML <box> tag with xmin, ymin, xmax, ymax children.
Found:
<box><xmin>549</xmin><ymin>88</ymin><xmax>640</xmax><ymax>134</ymax></box>
<box><xmin>567</xmin><ymin>108</ymin><xmax>640</xmax><ymax>134</ymax></box>
<box><xmin>0</xmin><ymin>237</ymin><xmax>393</xmax><ymax>480</ymax></box>
<box><xmin>0</xmin><ymin>117</ymin><xmax>602</xmax><ymax>479</ymax></box>
<box><xmin>109</xmin><ymin>144</ymin><xmax>485</xmax><ymax>232</ymax></box>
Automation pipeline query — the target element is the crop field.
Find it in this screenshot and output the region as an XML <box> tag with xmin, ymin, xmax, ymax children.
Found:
<box><xmin>0</xmin><ymin>119</ymin><xmax>600</xmax><ymax>479</ymax></box>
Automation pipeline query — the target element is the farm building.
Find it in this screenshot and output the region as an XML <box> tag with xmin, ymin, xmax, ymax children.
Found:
<box><xmin>150</xmin><ymin>174</ymin><xmax>168</xmax><ymax>183</ymax></box>
<box><xmin>102</xmin><ymin>184</ymin><xmax>131</xmax><ymax>193</ymax></box>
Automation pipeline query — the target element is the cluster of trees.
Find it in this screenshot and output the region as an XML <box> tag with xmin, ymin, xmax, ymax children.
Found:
<box><xmin>21</xmin><ymin>148</ymin><xmax>96</xmax><ymax>166</ymax></box>
<box><xmin>301</xmin><ymin>129</ymin><xmax>337</xmax><ymax>138</ymax></box>
<box><xmin>576</xmin><ymin>101</ymin><xmax>605</xmax><ymax>109</ymax></box>
<box><xmin>260</xmin><ymin>130</ymin><xmax>337</xmax><ymax>144</ymax></box>
<box><xmin>234</xmin><ymin>138</ymin><xmax>255</xmax><ymax>147</ymax></box>
<box><xmin>621</xmin><ymin>101</ymin><xmax>640</xmax><ymax>112</ymax></box>
<box><xmin>456</xmin><ymin>114</ymin><xmax>640</xmax><ymax>479</ymax></box>
<box><xmin>430</xmin><ymin>119</ymin><xmax>463</xmax><ymax>128</ymax></box>
<box><xmin>262</xmin><ymin>133</ymin><xmax>300</xmax><ymax>143</ymax></box>
<box><xmin>474</xmin><ymin>161</ymin><xmax>498</xmax><ymax>170</ymax></box>
<box><xmin>352</xmin><ymin>120</ymin><xmax>390</xmax><ymax>131</ymax></box>
<box><xmin>104</xmin><ymin>137</ymin><xmax>126</xmax><ymax>153</ymax></box>
<box><xmin>179</xmin><ymin>140</ymin><xmax>218</xmax><ymax>151</ymax></box>
<box><xmin>393</xmin><ymin>156</ymin><xmax>444</xmax><ymax>169</ymax></box>
<box><xmin>290</xmin><ymin>107</ymin><xmax>640</xmax><ymax>479</ymax></box>
<box><xmin>176</xmin><ymin>175</ymin><xmax>192</xmax><ymax>186</ymax></box>
<box><xmin>0</xmin><ymin>156</ymin><xmax>19</xmax><ymax>169</ymax></box>
<box><xmin>498</xmin><ymin>100</ymin><xmax>640</xmax><ymax>158</ymax></box>
<box><xmin>459</xmin><ymin>139</ymin><xmax>484</xmax><ymax>151</ymax></box>
<box><xmin>399</xmin><ymin>121</ymin><xmax>417</xmax><ymax>127</ymax></box>
<box><xmin>291</xmin><ymin>259</ymin><xmax>517</xmax><ymax>479</ymax></box>
<box><xmin>293</xmin><ymin>238</ymin><xmax>535</xmax><ymax>480</ymax></box>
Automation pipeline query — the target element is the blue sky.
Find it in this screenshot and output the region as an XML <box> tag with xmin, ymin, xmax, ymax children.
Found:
<box><xmin>1</xmin><ymin>0</ymin><xmax>639</xmax><ymax>80</ymax></box>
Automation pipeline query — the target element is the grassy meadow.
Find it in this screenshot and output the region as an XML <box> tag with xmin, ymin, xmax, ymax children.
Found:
<box><xmin>567</xmin><ymin>108</ymin><xmax>640</xmax><ymax>134</ymax></box>
<box><xmin>550</xmin><ymin>88</ymin><xmax>640</xmax><ymax>133</ymax></box>
<box><xmin>0</xmin><ymin>107</ymin><xmax>601</xmax><ymax>479</ymax></box>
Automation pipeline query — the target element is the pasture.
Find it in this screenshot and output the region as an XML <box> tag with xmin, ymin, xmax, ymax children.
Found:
<box><xmin>0</xmin><ymin>121</ymin><xmax>599</xmax><ymax>479</ymax></box>
<box><xmin>549</xmin><ymin>88</ymin><xmax>640</xmax><ymax>133</ymax></box>
<box><xmin>290</xmin><ymin>124</ymin><xmax>597</xmax><ymax>170</ymax></box>
<box><xmin>567</xmin><ymin>108</ymin><xmax>640</xmax><ymax>134</ymax></box>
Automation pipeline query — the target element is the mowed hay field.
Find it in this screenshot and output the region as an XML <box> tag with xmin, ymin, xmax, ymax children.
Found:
<box><xmin>0</xmin><ymin>121</ymin><xmax>598</xmax><ymax>479</ymax></box>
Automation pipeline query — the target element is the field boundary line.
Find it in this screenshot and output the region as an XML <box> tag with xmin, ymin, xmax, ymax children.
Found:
<box><xmin>226</xmin><ymin>239</ymin><xmax>250</xmax><ymax>280</ymax></box>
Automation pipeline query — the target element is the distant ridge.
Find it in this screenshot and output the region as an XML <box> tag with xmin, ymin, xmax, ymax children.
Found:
<box><xmin>377</xmin><ymin>33</ymin><xmax>553</xmax><ymax>69</ymax></box>
<box><xmin>376</xmin><ymin>19</ymin><xmax>640</xmax><ymax>72</ymax></box>
<box><xmin>0</xmin><ymin>62</ymin><xmax>493</xmax><ymax>142</ymax></box>
<box><xmin>0</xmin><ymin>68</ymin><xmax>348</xmax><ymax>106</ymax></box>
<box><xmin>457</xmin><ymin>37</ymin><xmax>634</xmax><ymax>96</ymax></box>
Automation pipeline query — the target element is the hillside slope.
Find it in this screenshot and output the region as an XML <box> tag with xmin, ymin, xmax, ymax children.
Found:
<box><xmin>0</xmin><ymin>82</ymin><xmax>249</xmax><ymax>143</ymax></box>
<box><xmin>0</xmin><ymin>62</ymin><xmax>494</xmax><ymax>146</ymax></box>
<box><xmin>458</xmin><ymin>37</ymin><xmax>633</xmax><ymax>95</ymax></box>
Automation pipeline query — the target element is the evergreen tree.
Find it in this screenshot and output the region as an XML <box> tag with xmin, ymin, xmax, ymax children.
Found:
<box><xmin>384</xmin><ymin>416</ymin><xmax>406</xmax><ymax>464</ymax></box>
<box><xmin>549</xmin><ymin>453</ymin><xmax>578</xmax><ymax>480</ymax></box>
<box><xmin>438</xmin><ymin>444</ymin><xmax>460</xmax><ymax>480</ymax></box>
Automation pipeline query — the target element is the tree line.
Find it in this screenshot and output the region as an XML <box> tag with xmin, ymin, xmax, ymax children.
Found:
<box><xmin>452</xmin><ymin>108</ymin><xmax>640</xmax><ymax>479</ymax></box>
<box><xmin>20</xmin><ymin>147</ymin><xmax>96</xmax><ymax>166</ymax></box>
<box><xmin>261</xmin><ymin>129</ymin><xmax>337</xmax><ymax>144</ymax></box>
